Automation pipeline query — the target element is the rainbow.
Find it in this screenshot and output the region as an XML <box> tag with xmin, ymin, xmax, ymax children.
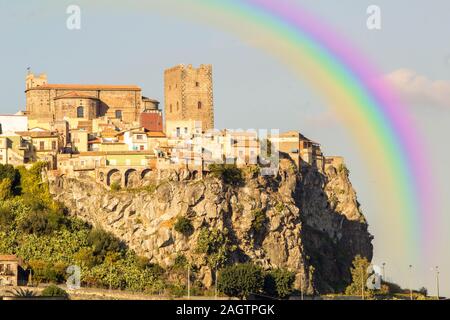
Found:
<box><xmin>58</xmin><ymin>0</ymin><xmax>438</xmax><ymax>262</ymax></box>
<box><xmin>155</xmin><ymin>0</ymin><xmax>435</xmax><ymax>261</ymax></box>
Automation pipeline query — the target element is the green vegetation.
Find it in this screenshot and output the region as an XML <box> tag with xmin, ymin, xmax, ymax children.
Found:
<box><xmin>196</xmin><ymin>227</ymin><xmax>236</xmax><ymax>268</ymax></box>
<box><xmin>174</xmin><ymin>216</ymin><xmax>194</xmax><ymax>236</ymax></box>
<box><xmin>345</xmin><ymin>255</ymin><xmax>372</xmax><ymax>297</ymax></box>
<box><xmin>110</xmin><ymin>181</ymin><xmax>121</xmax><ymax>192</ymax></box>
<box><xmin>243</xmin><ymin>165</ymin><xmax>260</xmax><ymax>178</ymax></box>
<box><xmin>6</xmin><ymin>288</ymin><xmax>37</xmax><ymax>297</ymax></box>
<box><xmin>208</xmin><ymin>164</ymin><xmax>243</xmax><ymax>185</ymax></box>
<box><xmin>264</xmin><ymin>268</ymin><xmax>296</xmax><ymax>299</ymax></box>
<box><xmin>217</xmin><ymin>263</ymin><xmax>264</xmax><ymax>300</ymax></box>
<box><xmin>251</xmin><ymin>209</ymin><xmax>266</xmax><ymax>233</ymax></box>
<box><xmin>41</xmin><ymin>285</ymin><xmax>69</xmax><ymax>298</ymax></box>
<box><xmin>275</xmin><ymin>202</ymin><xmax>285</xmax><ymax>213</ymax></box>
<box><xmin>337</xmin><ymin>164</ymin><xmax>350</xmax><ymax>176</ymax></box>
<box><xmin>0</xmin><ymin>163</ymin><xmax>169</xmax><ymax>293</ymax></box>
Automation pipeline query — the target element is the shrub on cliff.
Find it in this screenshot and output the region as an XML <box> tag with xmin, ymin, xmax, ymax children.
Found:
<box><xmin>264</xmin><ymin>268</ymin><xmax>296</xmax><ymax>299</ymax></box>
<box><xmin>110</xmin><ymin>181</ymin><xmax>121</xmax><ymax>192</ymax></box>
<box><xmin>251</xmin><ymin>209</ymin><xmax>267</xmax><ymax>233</ymax></box>
<box><xmin>218</xmin><ymin>263</ymin><xmax>264</xmax><ymax>300</ymax></box>
<box><xmin>174</xmin><ymin>216</ymin><xmax>194</xmax><ymax>236</ymax></box>
<box><xmin>87</xmin><ymin>228</ymin><xmax>124</xmax><ymax>263</ymax></box>
<box><xmin>208</xmin><ymin>164</ymin><xmax>243</xmax><ymax>185</ymax></box>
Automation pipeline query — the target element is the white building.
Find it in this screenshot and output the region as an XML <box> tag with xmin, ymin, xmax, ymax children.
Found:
<box><xmin>0</xmin><ymin>114</ymin><xmax>28</xmax><ymax>134</ymax></box>
<box><xmin>123</xmin><ymin>128</ymin><xmax>148</xmax><ymax>151</ymax></box>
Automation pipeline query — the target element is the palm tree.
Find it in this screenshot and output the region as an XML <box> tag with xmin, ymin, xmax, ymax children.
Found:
<box><xmin>6</xmin><ymin>288</ymin><xmax>37</xmax><ymax>297</ymax></box>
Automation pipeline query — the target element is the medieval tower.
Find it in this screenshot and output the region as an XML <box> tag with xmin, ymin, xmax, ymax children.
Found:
<box><xmin>164</xmin><ymin>64</ymin><xmax>214</xmax><ymax>133</ymax></box>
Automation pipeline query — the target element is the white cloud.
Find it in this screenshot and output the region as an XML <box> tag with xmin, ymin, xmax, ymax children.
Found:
<box><xmin>385</xmin><ymin>69</ymin><xmax>450</xmax><ymax>108</ymax></box>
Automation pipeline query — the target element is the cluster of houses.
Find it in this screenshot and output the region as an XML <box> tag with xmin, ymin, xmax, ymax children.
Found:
<box><xmin>0</xmin><ymin>66</ymin><xmax>344</xmax><ymax>190</ymax></box>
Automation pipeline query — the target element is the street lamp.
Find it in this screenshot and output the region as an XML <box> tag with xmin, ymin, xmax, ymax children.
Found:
<box><xmin>409</xmin><ymin>265</ymin><xmax>413</xmax><ymax>300</ymax></box>
<box><xmin>215</xmin><ymin>263</ymin><xmax>218</xmax><ymax>300</ymax></box>
<box><xmin>382</xmin><ymin>262</ymin><xmax>386</xmax><ymax>282</ymax></box>
<box><xmin>434</xmin><ymin>266</ymin><xmax>440</xmax><ymax>300</ymax></box>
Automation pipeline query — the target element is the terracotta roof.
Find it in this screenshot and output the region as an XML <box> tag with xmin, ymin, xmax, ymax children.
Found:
<box><xmin>16</xmin><ymin>131</ymin><xmax>59</xmax><ymax>138</ymax></box>
<box><xmin>27</xmin><ymin>84</ymin><xmax>141</xmax><ymax>91</ymax></box>
<box><xmin>0</xmin><ymin>255</ymin><xmax>24</xmax><ymax>267</ymax></box>
<box><xmin>54</xmin><ymin>91</ymin><xmax>99</xmax><ymax>100</ymax></box>
<box><xmin>147</xmin><ymin>131</ymin><xmax>166</xmax><ymax>138</ymax></box>
<box><xmin>0</xmin><ymin>255</ymin><xmax>20</xmax><ymax>261</ymax></box>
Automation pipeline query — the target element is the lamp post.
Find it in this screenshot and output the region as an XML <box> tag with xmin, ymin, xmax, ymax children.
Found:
<box><xmin>361</xmin><ymin>267</ymin><xmax>365</xmax><ymax>300</ymax></box>
<box><xmin>434</xmin><ymin>266</ymin><xmax>440</xmax><ymax>300</ymax></box>
<box><xmin>382</xmin><ymin>262</ymin><xmax>386</xmax><ymax>282</ymax></box>
<box><xmin>409</xmin><ymin>265</ymin><xmax>413</xmax><ymax>300</ymax></box>
<box><xmin>300</xmin><ymin>273</ymin><xmax>304</xmax><ymax>301</ymax></box>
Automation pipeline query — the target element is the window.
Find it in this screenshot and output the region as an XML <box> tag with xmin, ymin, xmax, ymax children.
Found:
<box><xmin>115</xmin><ymin>110</ymin><xmax>123</xmax><ymax>120</ymax></box>
<box><xmin>140</xmin><ymin>145</ymin><xmax>145</xmax><ymax>151</ymax></box>
<box><xmin>170</xmin><ymin>104</ymin><xmax>173</xmax><ymax>113</ymax></box>
<box><xmin>39</xmin><ymin>141</ymin><xmax>45</xmax><ymax>151</ymax></box>
<box><xmin>198</xmin><ymin>101</ymin><xmax>202</xmax><ymax>109</ymax></box>
<box><xmin>176</xmin><ymin>101</ymin><xmax>179</xmax><ymax>111</ymax></box>
<box><xmin>136</xmin><ymin>135</ymin><xmax>143</xmax><ymax>140</ymax></box>
<box><xmin>52</xmin><ymin>141</ymin><xmax>57</xmax><ymax>150</ymax></box>
<box><xmin>195</xmin><ymin>82</ymin><xmax>199</xmax><ymax>87</ymax></box>
<box><xmin>77</xmin><ymin>106</ymin><xmax>84</xmax><ymax>118</ymax></box>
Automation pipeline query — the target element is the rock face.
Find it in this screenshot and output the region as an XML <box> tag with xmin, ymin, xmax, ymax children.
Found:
<box><xmin>48</xmin><ymin>158</ymin><xmax>373</xmax><ymax>294</ymax></box>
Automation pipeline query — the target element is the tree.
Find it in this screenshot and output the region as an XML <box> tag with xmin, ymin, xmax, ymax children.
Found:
<box><xmin>345</xmin><ymin>255</ymin><xmax>372</xmax><ymax>297</ymax></box>
<box><xmin>18</xmin><ymin>210</ymin><xmax>65</xmax><ymax>236</ymax></box>
<box><xmin>0</xmin><ymin>164</ymin><xmax>20</xmax><ymax>194</ymax></box>
<box><xmin>264</xmin><ymin>268</ymin><xmax>295</xmax><ymax>299</ymax></box>
<box><xmin>87</xmin><ymin>228</ymin><xmax>123</xmax><ymax>263</ymax></box>
<box><xmin>174</xmin><ymin>216</ymin><xmax>194</xmax><ymax>236</ymax></box>
<box><xmin>196</xmin><ymin>227</ymin><xmax>235</xmax><ymax>268</ymax></box>
<box><xmin>218</xmin><ymin>263</ymin><xmax>264</xmax><ymax>300</ymax></box>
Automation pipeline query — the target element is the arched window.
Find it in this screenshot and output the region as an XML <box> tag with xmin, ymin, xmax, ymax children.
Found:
<box><xmin>77</xmin><ymin>106</ymin><xmax>84</xmax><ymax>118</ymax></box>
<box><xmin>198</xmin><ymin>101</ymin><xmax>202</xmax><ymax>109</ymax></box>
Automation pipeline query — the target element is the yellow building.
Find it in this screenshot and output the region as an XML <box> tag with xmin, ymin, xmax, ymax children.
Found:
<box><xmin>16</xmin><ymin>129</ymin><xmax>61</xmax><ymax>169</ymax></box>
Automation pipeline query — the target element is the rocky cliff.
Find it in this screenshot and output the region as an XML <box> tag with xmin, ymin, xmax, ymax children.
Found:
<box><xmin>48</xmin><ymin>158</ymin><xmax>373</xmax><ymax>294</ymax></box>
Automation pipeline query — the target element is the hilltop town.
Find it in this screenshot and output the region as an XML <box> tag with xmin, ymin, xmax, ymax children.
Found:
<box><xmin>0</xmin><ymin>64</ymin><xmax>343</xmax><ymax>185</ymax></box>
<box><xmin>0</xmin><ymin>65</ymin><xmax>373</xmax><ymax>297</ymax></box>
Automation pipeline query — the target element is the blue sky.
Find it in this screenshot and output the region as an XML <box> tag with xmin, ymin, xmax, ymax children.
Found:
<box><xmin>0</xmin><ymin>0</ymin><xmax>449</xmax><ymax>296</ymax></box>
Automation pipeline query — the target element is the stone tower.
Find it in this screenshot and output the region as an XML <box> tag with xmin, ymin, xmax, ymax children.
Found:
<box><xmin>164</xmin><ymin>64</ymin><xmax>214</xmax><ymax>133</ymax></box>
<box><xmin>26</xmin><ymin>72</ymin><xmax>48</xmax><ymax>90</ymax></box>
